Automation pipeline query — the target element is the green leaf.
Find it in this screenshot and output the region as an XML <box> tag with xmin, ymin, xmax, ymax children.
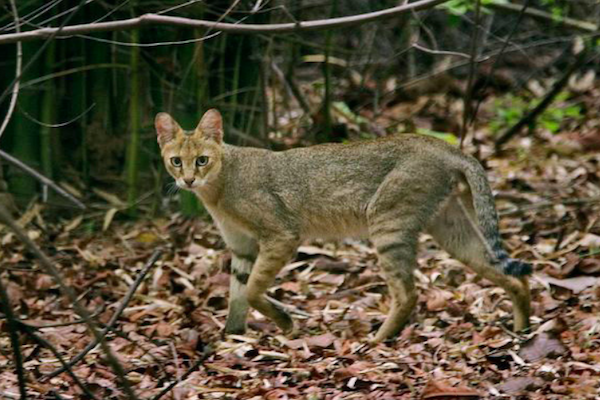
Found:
<box><xmin>416</xmin><ymin>128</ymin><xmax>458</xmax><ymax>145</ymax></box>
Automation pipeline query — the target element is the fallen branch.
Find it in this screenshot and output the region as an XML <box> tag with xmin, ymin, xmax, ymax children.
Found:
<box><xmin>0</xmin><ymin>203</ymin><xmax>139</xmax><ymax>400</ymax></box>
<box><xmin>0</xmin><ymin>0</ymin><xmax>450</xmax><ymax>45</ymax></box>
<box><xmin>495</xmin><ymin>48</ymin><xmax>589</xmax><ymax>151</ymax></box>
<box><xmin>44</xmin><ymin>249</ymin><xmax>163</xmax><ymax>380</ymax></box>
<box><xmin>0</xmin><ymin>149</ymin><xmax>85</xmax><ymax>210</ymax></box>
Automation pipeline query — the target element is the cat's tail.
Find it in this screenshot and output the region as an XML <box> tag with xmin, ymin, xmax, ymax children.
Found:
<box><xmin>460</xmin><ymin>157</ymin><xmax>532</xmax><ymax>277</ymax></box>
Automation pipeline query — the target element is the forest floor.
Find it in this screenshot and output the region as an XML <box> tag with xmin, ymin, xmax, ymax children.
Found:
<box><xmin>2</xmin><ymin>93</ymin><xmax>600</xmax><ymax>399</ymax></box>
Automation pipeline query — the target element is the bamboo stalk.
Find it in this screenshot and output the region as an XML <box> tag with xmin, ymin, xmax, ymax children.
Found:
<box><xmin>126</xmin><ymin>7</ymin><xmax>141</xmax><ymax>210</ymax></box>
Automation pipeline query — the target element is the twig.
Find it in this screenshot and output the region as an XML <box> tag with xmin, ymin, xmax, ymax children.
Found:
<box><xmin>271</xmin><ymin>61</ymin><xmax>312</xmax><ymax>116</ymax></box>
<box><xmin>149</xmin><ymin>346</ymin><xmax>214</xmax><ymax>400</ymax></box>
<box><xmin>0</xmin><ymin>0</ymin><xmax>451</xmax><ymax>45</ymax></box>
<box><xmin>21</xmin><ymin>325</ymin><xmax>100</xmax><ymax>400</ymax></box>
<box><xmin>0</xmin><ymin>149</ymin><xmax>85</xmax><ymax>210</ymax></box>
<box><xmin>412</xmin><ymin>43</ymin><xmax>469</xmax><ymax>59</ymax></box>
<box><xmin>494</xmin><ymin>48</ymin><xmax>589</xmax><ymax>151</ymax></box>
<box><xmin>0</xmin><ymin>0</ymin><xmax>22</xmax><ymax>141</ymax></box>
<box><xmin>0</xmin><ymin>0</ymin><xmax>89</xmax><ymax>111</ymax></box>
<box><xmin>470</xmin><ymin>0</ymin><xmax>531</xmax><ymax>126</ymax></box>
<box><xmin>486</xmin><ymin>1</ymin><xmax>598</xmax><ymax>33</ymax></box>
<box><xmin>43</xmin><ymin>249</ymin><xmax>163</xmax><ymax>380</ymax></box>
<box><xmin>0</xmin><ymin>277</ymin><xmax>28</xmax><ymax>399</ymax></box>
<box><xmin>0</xmin><ymin>204</ymin><xmax>139</xmax><ymax>400</ymax></box>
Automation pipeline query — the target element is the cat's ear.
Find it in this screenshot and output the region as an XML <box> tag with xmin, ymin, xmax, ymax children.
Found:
<box><xmin>196</xmin><ymin>109</ymin><xmax>223</xmax><ymax>144</ymax></box>
<box><xmin>155</xmin><ymin>112</ymin><xmax>181</xmax><ymax>146</ymax></box>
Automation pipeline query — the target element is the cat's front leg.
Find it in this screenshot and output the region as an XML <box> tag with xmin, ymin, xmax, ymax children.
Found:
<box><xmin>224</xmin><ymin>252</ymin><xmax>254</xmax><ymax>334</ymax></box>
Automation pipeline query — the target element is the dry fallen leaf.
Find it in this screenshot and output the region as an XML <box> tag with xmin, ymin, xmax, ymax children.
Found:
<box><xmin>421</xmin><ymin>380</ymin><xmax>481</xmax><ymax>399</ymax></box>
<box><xmin>518</xmin><ymin>332</ymin><xmax>568</xmax><ymax>362</ymax></box>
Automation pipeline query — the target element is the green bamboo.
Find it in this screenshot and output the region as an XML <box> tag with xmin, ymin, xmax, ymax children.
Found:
<box><xmin>126</xmin><ymin>5</ymin><xmax>141</xmax><ymax>210</ymax></box>
<box><xmin>39</xmin><ymin>42</ymin><xmax>56</xmax><ymax>179</ymax></box>
<box><xmin>8</xmin><ymin>40</ymin><xmax>41</xmax><ymax>198</ymax></box>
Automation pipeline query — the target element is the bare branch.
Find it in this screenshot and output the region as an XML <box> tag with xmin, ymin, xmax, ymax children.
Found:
<box><xmin>495</xmin><ymin>48</ymin><xmax>589</xmax><ymax>151</ymax></box>
<box><xmin>0</xmin><ymin>203</ymin><xmax>139</xmax><ymax>400</ymax></box>
<box><xmin>0</xmin><ymin>149</ymin><xmax>86</xmax><ymax>209</ymax></box>
<box><xmin>44</xmin><ymin>249</ymin><xmax>163</xmax><ymax>380</ymax></box>
<box><xmin>0</xmin><ymin>0</ymin><xmax>22</xmax><ymax>141</ymax></box>
<box><xmin>149</xmin><ymin>346</ymin><xmax>214</xmax><ymax>400</ymax></box>
<box><xmin>0</xmin><ymin>0</ymin><xmax>451</xmax><ymax>46</ymax></box>
<box><xmin>20</xmin><ymin>325</ymin><xmax>100</xmax><ymax>400</ymax></box>
<box><xmin>487</xmin><ymin>1</ymin><xmax>598</xmax><ymax>32</ymax></box>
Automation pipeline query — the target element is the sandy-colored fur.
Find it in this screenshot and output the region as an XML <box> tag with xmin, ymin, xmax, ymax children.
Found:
<box><xmin>156</xmin><ymin>110</ymin><xmax>531</xmax><ymax>342</ymax></box>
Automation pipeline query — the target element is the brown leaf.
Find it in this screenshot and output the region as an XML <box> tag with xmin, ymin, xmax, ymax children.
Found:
<box><xmin>426</xmin><ymin>288</ymin><xmax>453</xmax><ymax>312</ymax></box>
<box><xmin>421</xmin><ymin>380</ymin><xmax>481</xmax><ymax>399</ymax></box>
<box><xmin>284</xmin><ymin>333</ymin><xmax>336</xmax><ymax>350</ymax></box>
<box><xmin>518</xmin><ymin>332</ymin><xmax>568</xmax><ymax>362</ymax></box>
<box><xmin>155</xmin><ymin>321</ymin><xmax>174</xmax><ymax>337</ymax></box>
<box><xmin>497</xmin><ymin>376</ymin><xmax>544</xmax><ymax>395</ymax></box>
<box><xmin>537</xmin><ymin>275</ymin><xmax>599</xmax><ymax>294</ymax></box>
<box><xmin>578</xmin><ymin>258</ymin><xmax>600</xmax><ymax>275</ymax></box>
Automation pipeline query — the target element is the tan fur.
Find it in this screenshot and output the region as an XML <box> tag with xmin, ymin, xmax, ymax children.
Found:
<box><xmin>156</xmin><ymin>110</ymin><xmax>531</xmax><ymax>342</ymax></box>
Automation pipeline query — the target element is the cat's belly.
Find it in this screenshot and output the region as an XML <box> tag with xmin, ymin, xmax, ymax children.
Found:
<box><xmin>300</xmin><ymin>210</ymin><xmax>369</xmax><ymax>240</ymax></box>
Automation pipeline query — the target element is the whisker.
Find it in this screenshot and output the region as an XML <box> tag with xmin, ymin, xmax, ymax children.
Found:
<box><xmin>166</xmin><ymin>181</ymin><xmax>180</xmax><ymax>196</ymax></box>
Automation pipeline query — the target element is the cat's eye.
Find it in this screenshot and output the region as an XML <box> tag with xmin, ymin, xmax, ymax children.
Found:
<box><xmin>196</xmin><ymin>156</ymin><xmax>209</xmax><ymax>167</ymax></box>
<box><xmin>170</xmin><ymin>157</ymin><xmax>182</xmax><ymax>167</ymax></box>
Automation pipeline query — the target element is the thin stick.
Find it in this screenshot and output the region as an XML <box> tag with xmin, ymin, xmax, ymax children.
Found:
<box><xmin>149</xmin><ymin>346</ymin><xmax>214</xmax><ymax>400</ymax></box>
<box><xmin>0</xmin><ymin>0</ymin><xmax>89</xmax><ymax>111</ymax></box>
<box><xmin>495</xmin><ymin>48</ymin><xmax>588</xmax><ymax>150</ymax></box>
<box><xmin>22</xmin><ymin>326</ymin><xmax>100</xmax><ymax>400</ymax></box>
<box><xmin>0</xmin><ymin>0</ymin><xmax>451</xmax><ymax>45</ymax></box>
<box><xmin>487</xmin><ymin>1</ymin><xmax>597</xmax><ymax>32</ymax></box>
<box><xmin>470</xmin><ymin>0</ymin><xmax>531</xmax><ymax>126</ymax></box>
<box><xmin>0</xmin><ymin>149</ymin><xmax>85</xmax><ymax>209</ymax></box>
<box><xmin>0</xmin><ymin>277</ymin><xmax>28</xmax><ymax>399</ymax></box>
<box><xmin>0</xmin><ymin>0</ymin><xmax>22</xmax><ymax>141</ymax></box>
<box><xmin>43</xmin><ymin>249</ymin><xmax>163</xmax><ymax>379</ymax></box>
<box><xmin>0</xmin><ymin>204</ymin><xmax>139</xmax><ymax>400</ymax></box>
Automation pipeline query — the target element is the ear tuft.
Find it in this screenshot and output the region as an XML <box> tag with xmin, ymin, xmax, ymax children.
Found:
<box><xmin>196</xmin><ymin>109</ymin><xmax>223</xmax><ymax>144</ymax></box>
<box><xmin>155</xmin><ymin>112</ymin><xmax>180</xmax><ymax>146</ymax></box>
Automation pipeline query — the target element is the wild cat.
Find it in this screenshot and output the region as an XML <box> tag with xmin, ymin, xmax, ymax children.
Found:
<box><xmin>156</xmin><ymin>109</ymin><xmax>531</xmax><ymax>342</ymax></box>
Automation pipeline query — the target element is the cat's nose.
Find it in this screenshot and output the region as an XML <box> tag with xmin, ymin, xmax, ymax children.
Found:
<box><xmin>184</xmin><ymin>178</ymin><xmax>195</xmax><ymax>187</ymax></box>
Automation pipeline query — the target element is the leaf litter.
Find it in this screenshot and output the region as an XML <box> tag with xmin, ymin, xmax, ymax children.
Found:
<box><xmin>2</xmin><ymin>96</ymin><xmax>600</xmax><ymax>399</ymax></box>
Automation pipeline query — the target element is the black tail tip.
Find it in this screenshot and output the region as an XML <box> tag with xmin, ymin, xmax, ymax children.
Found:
<box><xmin>502</xmin><ymin>258</ymin><xmax>533</xmax><ymax>276</ymax></box>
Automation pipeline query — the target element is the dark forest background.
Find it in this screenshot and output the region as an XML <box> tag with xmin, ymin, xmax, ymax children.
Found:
<box><xmin>0</xmin><ymin>0</ymin><xmax>597</xmax><ymax>218</ymax></box>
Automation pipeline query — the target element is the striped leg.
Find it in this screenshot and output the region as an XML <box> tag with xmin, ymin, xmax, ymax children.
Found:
<box><xmin>428</xmin><ymin>194</ymin><xmax>531</xmax><ymax>331</ymax></box>
<box><xmin>246</xmin><ymin>237</ymin><xmax>298</xmax><ymax>334</ymax></box>
<box><xmin>224</xmin><ymin>253</ymin><xmax>254</xmax><ymax>334</ymax></box>
<box><xmin>367</xmin><ymin>168</ymin><xmax>452</xmax><ymax>342</ymax></box>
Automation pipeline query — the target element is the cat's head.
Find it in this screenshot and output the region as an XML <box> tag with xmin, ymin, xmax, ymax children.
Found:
<box><xmin>155</xmin><ymin>109</ymin><xmax>223</xmax><ymax>190</ymax></box>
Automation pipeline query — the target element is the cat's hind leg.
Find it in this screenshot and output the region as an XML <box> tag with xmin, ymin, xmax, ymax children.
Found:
<box><xmin>427</xmin><ymin>193</ymin><xmax>531</xmax><ymax>331</ymax></box>
<box><xmin>367</xmin><ymin>168</ymin><xmax>452</xmax><ymax>342</ymax></box>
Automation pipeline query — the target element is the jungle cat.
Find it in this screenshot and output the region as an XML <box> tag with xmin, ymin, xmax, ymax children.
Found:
<box><xmin>155</xmin><ymin>109</ymin><xmax>532</xmax><ymax>343</ymax></box>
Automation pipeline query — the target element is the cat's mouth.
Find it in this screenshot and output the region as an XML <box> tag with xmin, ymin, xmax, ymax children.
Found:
<box><xmin>176</xmin><ymin>179</ymin><xmax>203</xmax><ymax>190</ymax></box>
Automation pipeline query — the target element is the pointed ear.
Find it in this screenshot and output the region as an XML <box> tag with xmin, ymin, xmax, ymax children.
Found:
<box><xmin>155</xmin><ymin>112</ymin><xmax>181</xmax><ymax>146</ymax></box>
<box><xmin>196</xmin><ymin>109</ymin><xmax>223</xmax><ymax>144</ymax></box>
